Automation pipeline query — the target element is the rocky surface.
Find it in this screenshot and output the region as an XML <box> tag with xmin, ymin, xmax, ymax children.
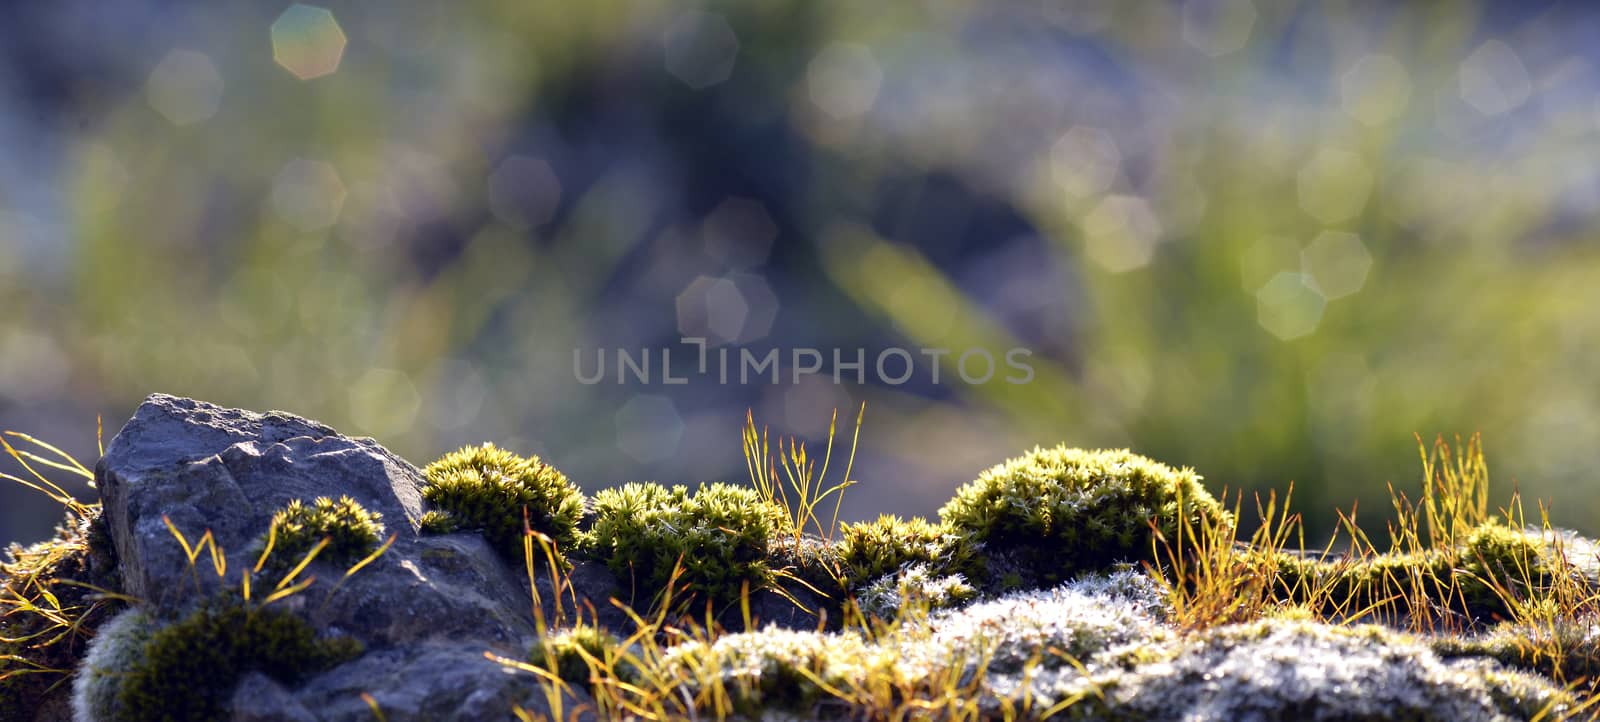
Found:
<box><xmin>24</xmin><ymin>394</ymin><xmax>1595</xmax><ymax>720</ymax></box>
<box><xmin>82</xmin><ymin>395</ymin><xmax>590</xmax><ymax>720</ymax></box>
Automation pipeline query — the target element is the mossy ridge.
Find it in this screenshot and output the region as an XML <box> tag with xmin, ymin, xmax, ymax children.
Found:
<box><xmin>1269</xmin><ymin>520</ymin><xmax>1574</xmax><ymax>627</ymax></box>
<box><xmin>589</xmin><ymin>482</ymin><xmax>787</xmax><ymax>608</ymax></box>
<box><xmin>420</xmin><ymin>442</ymin><xmax>585</xmax><ymax>562</ymax></box>
<box><xmin>938</xmin><ymin>446</ymin><xmax>1230</xmax><ymax>587</ymax></box>
<box><xmin>0</xmin><ymin>509</ymin><xmax>122</xmax><ymax>718</ymax></box>
<box><xmin>261</xmin><ymin>495</ymin><xmax>384</xmax><ymax>570</ymax></box>
<box><xmin>102</xmin><ymin>599</ymin><xmax>360</xmax><ymax>722</ymax></box>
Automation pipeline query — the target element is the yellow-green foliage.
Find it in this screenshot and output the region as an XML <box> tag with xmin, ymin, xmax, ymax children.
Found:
<box><xmin>660</xmin><ymin>628</ymin><xmax>876</xmax><ymax>717</ymax></box>
<box><xmin>420</xmin><ymin>443</ymin><xmax>585</xmax><ymax>559</ymax></box>
<box><xmin>939</xmin><ymin>446</ymin><xmax>1229</xmax><ymax>585</ymax></box>
<box><xmin>1270</xmin><ymin>521</ymin><xmax>1567</xmax><ymax>626</ymax></box>
<box><xmin>836</xmin><ymin>515</ymin><xmax>956</xmax><ymax>589</ymax></box>
<box><xmin>0</xmin><ymin>510</ymin><xmax>122</xmax><ymax>716</ymax></box>
<box><xmin>264</xmin><ymin>496</ymin><xmax>384</xmax><ymax>567</ymax></box>
<box><xmin>111</xmin><ymin>601</ymin><xmax>361</xmax><ymax>722</ymax></box>
<box><xmin>531</xmin><ymin>626</ymin><xmax>630</xmax><ymax>687</ymax></box>
<box><xmin>589</xmin><ymin>482</ymin><xmax>786</xmax><ymax>606</ymax></box>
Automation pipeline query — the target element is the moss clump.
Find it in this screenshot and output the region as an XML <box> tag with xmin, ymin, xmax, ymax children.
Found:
<box><xmin>531</xmin><ymin>626</ymin><xmax>632</xmax><ymax>687</ymax></box>
<box><xmin>835</xmin><ymin>515</ymin><xmax>959</xmax><ymax>590</ymax></box>
<box><xmin>660</xmin><ymin>628</ymin><xmax>874</xmax><ymax>717</ymax></box>
<box><xmin>589</xmin><ymin>482</ymin><xmax>786</xmax><ymax>606</ymax></box>
<box><xmin>420</xmin><ymin>443</ymin><xmax>586</xmax><ymax>560</ymax></box>
<box><xmin>938</xmin><ymin>446</ymin><xmax>1229</xmax><ymax>587</ymax></box>
<box><xmin>98</xmin><ymin>601</ymin><xmax>360</xmax><ymax>722</ymax></box>
<box><xmin>264</xmin><ymin>496</ymin><xmax>385</xmax><ymax>568</ymax></box>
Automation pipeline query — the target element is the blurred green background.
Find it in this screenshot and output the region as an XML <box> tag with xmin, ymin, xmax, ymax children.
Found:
<box><xmin>3</xmin><ymin>0</ymin><xmax>1599</xmax><ymax>546</ymax></box>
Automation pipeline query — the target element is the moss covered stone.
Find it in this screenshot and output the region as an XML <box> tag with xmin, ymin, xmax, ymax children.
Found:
<box><xmin>1270</xmin><ymin>521</ymin><xmax>1576</xmax><ymax>626</ymax></box>
<box><xmin>589</xmin><ymin>482</ymin><xmax>786</xmax><ymax>607</ymax></box>
<box><xmin>420</xmin><ymin>443</ymin><xmax>585</xmax><ymax>560</ymax></box>
<box><xmin>263</xmin><ymin>495</ymin><xmax>385</xmax><ymax>569</ymax></box>
<box><xmin>75</xmin><ymin>601</ymin><xmax>361</xmax><ymax>722</ymax></box>
<box><xmin>531</xmin><ymin>626</ymin><xmax>631</xmax><ymax>688</ymax></box>
<box><xmin>939</xmin><ymin>446</ymin><xmax>1229</xmax><ymax>587</ymax></box>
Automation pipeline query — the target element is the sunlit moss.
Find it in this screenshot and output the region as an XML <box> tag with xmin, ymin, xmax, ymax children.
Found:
<box><xmin>589</xmin><ymin>482</ymin><xmax>786</xmax><ymax>606</ymax></box>
<box><xmin>939</xmin><ymin>446</ymin><xmax>1229</xmax><ymax>587</ymax></box>
<box><xmin>835</xmin><ymin>514</ymin><xmax>961</xmax><ymax>590</ymax></box>
<box><xmin>531</xmin><ymin>626</ymin><xmax>633</xmax><ymax>688</ymax></box>
<box><xmin>420</xmin><ymin>443</ymin><xmax>585</xmax><ymax>562</ymax></box>
<box><xmin>262</xmin><ymin>495</ymin><xmax>384</xmax><ymax>569</ymax></box>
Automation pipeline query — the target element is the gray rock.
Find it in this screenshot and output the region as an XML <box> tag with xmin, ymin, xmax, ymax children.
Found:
<box><xmin>288</xmin><ymin>644</ymin><xmax>593</xmax><ymax>722</ymax></box>
<box><xmin>88</xmin><ymin>395</ymin><xmax>559</xmax><ymax>721</ymax></box>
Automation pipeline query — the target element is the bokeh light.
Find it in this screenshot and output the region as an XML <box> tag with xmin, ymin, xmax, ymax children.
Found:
<box><xmin>662</xmin><ymin>10</ymin><xmax>739</xmax><ymax>89</ymax></box>
<box><xmin>271</xmin><ymin>4</ymin><xmax>347</xmax><ymax>80</ymax></box>
<box><xmin>1297</xmin><ymin>148</ymin><xmax>1373</xmax><ymax>224</ymax></box>
<box><xmin>1050</xmin><ymin>126</ymin><xmax>1121</xmax><ymax>199</ymax></box>
<box><xmin>271</xmin><ymin>159</ymin><xmax>346</xmax><ymax>232</ymax></box>
<box><xmin>1082</xmin><ymin>195</ymin><xmax>1163</xmax><ymax>273</ymax></box>
<box><xmin>1459</xmin><ymin>39</ymin><xmax>1530</xmax><ymax>116</ymax></box>
<box><xmin>8</xmin><ymin>0</ymin><xmax>1600</xmax><ymax>548</ymax></box>
<box><xmin>807</xmin><ymin>43</ymin><xmax>883</xmax><ymax>120</ymax></box>
<box><xmin>1300</xmin><ymin>231</ymin><xmax>1373</xmax><ymax>300</ymax></box>
<box><xmin>1340</xmin><ymin>54</ymin><xmax>1412</xmax><ymax>126</ymax></box>
<box><xmin>146</xmin><ymin>50</ymin><xmax>223</xmax><ymax>126</ymax></box>
<box><xmin>1256</xmin><ymin>272</ymin><xmax>1327</xmax><ymax>341</ymax></box>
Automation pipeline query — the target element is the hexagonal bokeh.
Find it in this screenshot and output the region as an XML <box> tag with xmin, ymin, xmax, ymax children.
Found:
<box><xmin>615</xmin><ymin>394</ymin><xmax>684</xmax><ymax>463</ymax></box>
<box><xmin>1182</xmin><ymin>0</ymin><xmax>1258</xmax><ymax>57</ymax></box>
<box><xmin>807</xmin><ymin>43</ymin><xmax>883</xmax><ymax>120</ymax></box>
<box><xmin>1340</xmin><ymin>54</ymin><xmax>1411</xmax><ymax>126</ymax></box>
<box><xmin>1238</xmin><ymin>235</ymin><xmax>1300</xmax><ymax>292</ymax></box>
<box><xmin>1082</xmin><ymin>195</ymin><xmax>1163</xmax><ymax>272</ymax></box>
<box><xmin>271</xmin><ymin>4</ymin><xmax>348</xmax><ymax>80</ymax></box>
<box><xmin>701</xmin><ymin>197</ymin><xmax>778</xmax><ymax>268</ymax></box>
<box><xmin>1256</xmin><ymin>272</ymin><xmax>1327</xmax><ymax>340</ymax></box>
<box><xmin>1459</xmin><ymin>39</ymin><xmax>1530</xmax><ymax>116</ymax></box>
<box><xmin>662</xmin><ymin>10</ymin><xmax>739</xmax><ymax>90</ymax></box>
<box><xmin>675</xmin><ymin>273</ymin><xmax>779</xmax><ymax>345</ymax></box>
<box><xmin>487</xmin><ymin>156</ymin><xmax>562</xmax><ymax>230</ymax></box>
<box><xmin>147</xmin><ymin>50</ymin><xmax>224</xmax><ymax>126</ymax></box>
<box><xmin>271</xmin><ymin>159</ymin><xmax>347</xmax><ymax>232</ymax></box>
<box><xmin>1300</xmin><ymin>231</ymin><xmax>1373</xmax><ymax>300</ymax></box>
<box><xmin>1297</xmin><ymin>148</ymin><xmax>1372</xmax><ymax>224</ymax></box>
<box><xmin>1050</xmin><ymin>126</ymin><xmax>1121</xmax><ymax>198</ymax></box>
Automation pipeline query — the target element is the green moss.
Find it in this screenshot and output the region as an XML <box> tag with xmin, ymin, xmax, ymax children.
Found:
<box><xmin>531</xmin><ymin>626</ymin><xmax>632</xmax><ymax>687</ymax></box>
<box><xmin>420</xmin><ymin>443</ymin><xmax>586</xmax><ymax>562</ymax></box>
<box><xmin>660</xmin><ymin>629</ymin><xmax>873</xmax><ymax>717</ymax></box>
<box><xmin>263</xmin><ymin>496</ymin><xmax>384</xmax><ymax>568</ymax></box>
<box><xmin>938</xmin><ymin>446</ymin><xmax>1229</xmax><ymax>587</ymax></box>
<box><xmin>835</xmin><ymin>514</ymin><xmax>959</xmax><ymax>589</ymax></box>
<box><xmin>589</xmin><ymin>482</ymin><xmax>786</xmax><ymax>607</ymax></box>
<box><xmin>107</xmin><ymin>601</ymin><xmax>361</xmax><ymax>722</ymax></box>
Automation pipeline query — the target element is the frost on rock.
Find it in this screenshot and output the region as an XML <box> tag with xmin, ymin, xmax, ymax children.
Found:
<box><xmin>920</xmin><ymin>569</ymin><xmax>1168</xmax><ymax>677</ymax></box>
<box><xmin>1027</xmin><ymin>621</ymin><xmax>1566</xmax><ymax>722</ymax></box>
<box><xmin>857</xmin><ymin>563</ymin><xmax>976</xmax><ymax>620</ymax></box>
